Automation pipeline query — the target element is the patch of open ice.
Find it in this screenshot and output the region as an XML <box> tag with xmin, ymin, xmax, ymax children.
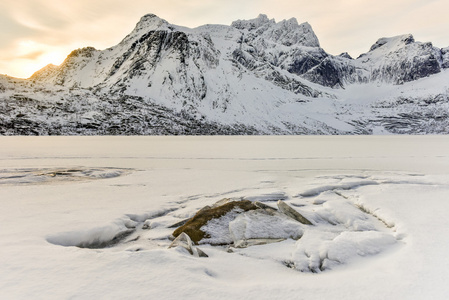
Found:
<box><xmin>298</xmin><ymin>180</ymin><xmax>379</xmax><ymax>197</ymax></box>
<box><xmin>244</xmin><ymin>192</ymin><xmax>289</xmax><ymax>202</ymax></box>
<box><xmin>0</xmin><ymin>167</ymin><xmax>131</xmax><ymax>185</ymax></box>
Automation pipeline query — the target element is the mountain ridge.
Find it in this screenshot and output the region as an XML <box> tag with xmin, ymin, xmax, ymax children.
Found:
<box><xmin>1</xmin><ymin>14</ymin><xmax>448</xmax><ymax>135</ymax></box>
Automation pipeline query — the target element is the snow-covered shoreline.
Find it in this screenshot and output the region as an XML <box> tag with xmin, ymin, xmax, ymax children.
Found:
<box><xmin>1</xmin><ymin>136</ymin><xmax>448</xmax><ymax>299</ymax></box>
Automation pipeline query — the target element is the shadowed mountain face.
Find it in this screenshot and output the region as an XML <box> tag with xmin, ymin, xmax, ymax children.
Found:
<box><xmin>1</xmin><ymin>14</ymin><xmax>449</xmax><ymax>135</ymax></box>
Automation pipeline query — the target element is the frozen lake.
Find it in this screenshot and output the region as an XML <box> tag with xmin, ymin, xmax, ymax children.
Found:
<box><xmin>1</xmin><ymin>136</ymin><xmax>449</xmax><ymax>299</ymax></box>
<box><xmin>2</xmin><ymin>135</ymin><xmax>449</xmax><ymax>172</ymax></box>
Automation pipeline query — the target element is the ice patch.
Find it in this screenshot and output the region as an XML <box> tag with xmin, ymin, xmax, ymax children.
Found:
<box><xmin>0</xmin><ymin>167</ymin><xmax>131</xmax><ymax>185</ymax></box>
<box><xmin>298</xmin><ymin>181</ymin><xmax>379</xmax><ymax>197</ymax></box>
<box><xmin>244</xmin><ymin>192</ymin><xmax>289</xmax><ymax>202</ymax></box>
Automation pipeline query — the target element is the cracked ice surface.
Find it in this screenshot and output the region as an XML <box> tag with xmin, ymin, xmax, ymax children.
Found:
<box><xmin>1</xmin><ymin>136</ymin><xmax>449</xmax><ymax>299</ymax></box>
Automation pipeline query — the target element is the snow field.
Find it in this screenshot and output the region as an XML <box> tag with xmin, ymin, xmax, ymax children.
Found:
<box><xmin>1</xmin><ymin>136</ymin><xmax>449</xmax><ymax>299</ymax></box>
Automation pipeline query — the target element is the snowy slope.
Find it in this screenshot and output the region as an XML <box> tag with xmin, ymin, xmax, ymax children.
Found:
<box><xmin>1</xmin><ymin>14</ymin><xmax>449</xmax><ymax>135</ymax></box>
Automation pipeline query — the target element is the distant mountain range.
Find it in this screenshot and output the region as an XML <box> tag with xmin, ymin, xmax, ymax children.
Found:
<box><xmin>1</xmin><ymin>14</ymin><xmax>448</xmax><ymax>135</ymax></box>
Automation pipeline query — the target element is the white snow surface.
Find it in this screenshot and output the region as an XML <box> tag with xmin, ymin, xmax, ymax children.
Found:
<box><xmin>1</xmin><ymin>136</ymin><xmax>449</xmax><ymax>299</ymax></box>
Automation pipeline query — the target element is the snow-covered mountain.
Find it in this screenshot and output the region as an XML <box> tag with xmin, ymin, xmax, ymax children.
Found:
<box><xmin>1</xmin><ymin>14</ymin><xmax>448</xmax><ymax>135</ymax></box>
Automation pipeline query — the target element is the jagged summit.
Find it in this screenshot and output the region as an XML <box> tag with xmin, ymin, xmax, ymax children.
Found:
<box><xmin>338</xmin><ymin>52</ymin><xmax>353</xmax><ymax>59</ymax></box>
<box><xmin>231</xmin><ymin>14</ymin><xmax>276</xmax><ymax>30</ymax></box>
<box><xmin>354</xmin><ymin>33</ymin><xmax>445</xmax><ymax>84</ymax></box>
<box><xmin>135</xmin><ymin>13</ymin><xmax>169</xmax><ymax>30</ymax></box>
<box><xmin>118</xmin><ymin>13</ymin><xmax>171</xmax><ymax>46</ymax></box>
<box><xmin>231</xmin><ymin>14</ymin><xmax>320</xmax><ymax>47</ymax></box>
<box><xmin>28</xmin><ymin>13</ymin><xmax>448</xmax><ymax>89</ymax></box>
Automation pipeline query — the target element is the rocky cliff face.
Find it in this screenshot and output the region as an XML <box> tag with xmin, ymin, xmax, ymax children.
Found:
<box><xmin>356</xmin><ymin>34</ymin><xmax>445</xmax><ymax>84</ymax></box>
<box><xmin>2</xmin><ymin>14</ymin><xmax>449</xmax><ymax>135</ymax></box>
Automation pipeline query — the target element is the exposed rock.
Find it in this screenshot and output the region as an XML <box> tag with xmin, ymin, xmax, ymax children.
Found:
<box><xmin>142</xmin><ymin>220</ymin><xmax>151</xmax><ymax>229</ymax></box>
<box><xmin>231</xmin><ymin>14</ymin><xmax>276</xmax><ymax>31</ymax></box>
<box><xmin>301</xmin><ymin>57</ymin><xmax>352</xmax><ymax>88</ymax></box>
<box><xmin>171</xmin><ymin>198</ymin><xmax>308</xmax><ymax>247</ymax></box>
<box><xmin>172</xmin><ymin>199</ymin><xmax>259</xmax><ymax>244</ymax></box>
<box><xmin>231</xmin><ymin>14</ymin><xmax>320</xmax><ymax>47</ymax></box>
<box><xmin>254</xmin><ymin>201</ymin><xmax>277</xmax><ymax>211</ymax></box>
<box><xmin>338</xmin><ymin>52</ymin><xmax>353</xmax><ymax>59</ymax></box>
<box><xmin>211</xmin><ymin>198</ymin><xmax>238</xmax><ymax>208</ymax></box>
<box><xmin>287</xmin><ymin>48</ymin><xmax>328</xmax><ymax>76</ymax></box>
<box><xmin>361</xmin><ymin>34</ymin><xmax>444</xmax><ymax>84</ymax></box>
<box><xmin>277</xmin><ymin>200</ymin><xmax>313</xmax><ymax>225</ymax></box>
<box><xmin>441</xmin><ymin>47</ymin><xmax>449</xmax><ymax>68</ymax></box>
<box><xmin>168</xmin><ymin>232</ymin><xmax>208</xmax><ymax>257</ymax></box>
<box><xmin>168</xmin><ymin>218</ymin><xmax>190</xmax><ymax>228</ymax></box>
<box><xmin>234</xmin><ymin>238</ymin><xmax>286</xmax><ymax>248</ymax></box>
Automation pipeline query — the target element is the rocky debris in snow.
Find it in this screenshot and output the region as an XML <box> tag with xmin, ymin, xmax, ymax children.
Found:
<box><xmin>168</xmin><ymin>232</ymin><xmax>209</xmax><ymax>257</ymax></box>
<box><xmin>142</xmin><ymin>220</ymin><xmax>152</xmax><ymax>229</ymax></box>
<box><xmin>172</xmin><ymin>199</ymin><xmax>310</xmax><ymax>246</ymax></box>
<box><xmin>233</xmin><ymin>238</ymin><xmax>287</xmax><ymax>248</ymax></box>
<box><xmin>172</xmin><ymin>199</ymin><xmax>259</xmax><ymax>244</ymax></box>
<box><xmin>46</xmin><ymin>184</ymin><xmax>400</xmax><ymax>272</ymax></box>
<box><xmin>277</xmin><ymin>200</ymin><xmax>313</xmax><ymax>225</ymax></box>
<box><xmin>254</xmin><ymin>201</ymin><xmax>278</xmax><ymax>211</ymax></box>
<box><xmin>168</xmin><ymin>194</ymin><xmax>396</xmax><ymax>270</ymax></box>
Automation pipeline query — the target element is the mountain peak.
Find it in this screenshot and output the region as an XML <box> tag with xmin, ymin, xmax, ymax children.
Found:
<box><xmin>231</xmin><ymin>14</ymin><xmax>276</xmax><ymax>30</ymax></box>
<box><xmin>117</xmin><ymin>13</ymin><xmax>171</xmax><ymax>46</ymax></box>
<box><xmin>369</xmin><ymin>34</ymin><xmax>415</xmax><ymax>52</ymax></box>
<box><xmin>231</xmin><ymin>14</ymin><xmax>319</xmax><ymax>47</ymax></box>
<box><xmin>133</xmin><ymin>13</ymin><xmax>169</xmax><ymax>32</ymax></box>
<box><xmin>5</xmin><ymin>13</ymin><xmax>449</xmax><ymax>135</ymax></box>
<box><xmin>29</xmin><ymin>63</ymin><xmax>59</xmax><ymax>80</ymax></box>
<box><xmin>279</xmin><ymin>17</ymin><xmax>299</xmax><ymax>27</ymax></box>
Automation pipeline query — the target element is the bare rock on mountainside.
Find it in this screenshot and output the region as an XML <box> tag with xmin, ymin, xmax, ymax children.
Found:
<box><xmin>1</xmin><ymin>13</ymin><xmax>449</xmax><ymax>135</ymax></box>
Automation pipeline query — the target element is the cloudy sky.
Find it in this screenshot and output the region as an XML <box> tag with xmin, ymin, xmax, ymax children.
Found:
<box><xmin>1</xmin><ymin>0</ymin><xmax>448</xmax><ymax>78</ymax></box>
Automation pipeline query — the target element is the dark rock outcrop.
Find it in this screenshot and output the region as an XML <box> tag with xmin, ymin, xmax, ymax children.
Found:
<box><xmin>172</xmin><ymin>199</ymin><xmax>312</xmax><ymax>246</ymax></box>
<box><xmin>172</xmin><ymin>200</ymin><xmax>258</xmax><ymax>244</ymax></box>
